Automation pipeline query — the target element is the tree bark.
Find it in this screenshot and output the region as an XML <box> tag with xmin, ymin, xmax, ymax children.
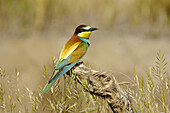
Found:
<box><xmin>67</xmin><ymin>62</ymin><xmax>136</xmax><ymax>113</ymax></box>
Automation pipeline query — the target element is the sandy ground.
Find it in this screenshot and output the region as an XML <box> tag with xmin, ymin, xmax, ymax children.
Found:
<box><xmin>0</xmin><ymin>30</ymin><xmax>170</xmax><ymax>91</ymax></box>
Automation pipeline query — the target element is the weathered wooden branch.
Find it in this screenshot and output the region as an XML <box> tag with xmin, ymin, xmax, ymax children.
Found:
<box><xmin>67</xmin><ymin>62</ymin><xmax>136</xmax><ymax>113</ymax></box>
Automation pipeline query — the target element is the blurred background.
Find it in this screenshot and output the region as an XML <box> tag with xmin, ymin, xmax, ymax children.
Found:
<box><xmin>0</xmin><ymin>0</ymin><xmax>170</xmax><ymax>91</ymax></box>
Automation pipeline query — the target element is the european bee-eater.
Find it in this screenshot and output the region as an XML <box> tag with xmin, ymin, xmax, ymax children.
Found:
<box><xmin>41</xmin><ymin>25</ymin><xmax>98</xmax><ymax>95</ymax></box>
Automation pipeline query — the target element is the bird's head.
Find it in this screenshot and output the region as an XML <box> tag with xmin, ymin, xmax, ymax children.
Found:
<box><xmin>75</xmin><ymin>25</ymin><xmax>98</xmax><ymax>38</ymax></box>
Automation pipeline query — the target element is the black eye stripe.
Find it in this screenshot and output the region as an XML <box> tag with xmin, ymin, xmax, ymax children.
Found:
<box><xmin>75</xmin><ymin>27</ymin><xmax>89</xmax><ymax>34</ymax></box>
<box><xmin>78</xmin><ymin>29</ymin><xmax>87</xmax><ymax>33</ymax></box>
<box><xmin>81</xmin><ymin>29</ymin><xmax>88</xmax><ymax>32</ymax></box>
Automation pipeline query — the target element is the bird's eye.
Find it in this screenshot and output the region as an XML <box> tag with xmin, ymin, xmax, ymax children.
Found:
<box><xmin>81</xmin><ymin>29</ymin><xmax>84</xmax><ymax>32</ymax></box>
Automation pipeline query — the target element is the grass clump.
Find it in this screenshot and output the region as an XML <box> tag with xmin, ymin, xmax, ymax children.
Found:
<box><xmin>128</xmin><ymin>50</ymin><xmax>169</xmax><ymax>113</ymax></box>
<box><xmin>0</xmin><ymin>68</ymin><xmax>24</xmax><ymax>113</ymax></box>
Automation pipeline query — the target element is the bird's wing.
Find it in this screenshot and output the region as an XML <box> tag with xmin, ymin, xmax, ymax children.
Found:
<box><xmin>60</xmin><ymin>41</ymin><xmax>82</xmax><ymax>61</ymax></box>
<box><xmin>56</xmin><ymin>41</ymin><xmax>81</xmax><ymax>69</ymax></box>
<box><xmin>51</xmin><ymin>42</ymin><xmax>89</xmax><ymax>82</ymax></box>
<box><xmin>68</xmin><ymin>42</ymin><xmax>88</xmax><ymax>64</ymax></box>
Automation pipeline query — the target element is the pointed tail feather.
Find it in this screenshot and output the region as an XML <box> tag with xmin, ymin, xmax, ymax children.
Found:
<box><xmin>41</xmin><ymin>80</ymin><xmax>56</xmax><ymax>96</ymax></box>
<box><xmin>41</xmin><ymin>69</ymin><xmax>60</xmax><ymax>96</ymax></box>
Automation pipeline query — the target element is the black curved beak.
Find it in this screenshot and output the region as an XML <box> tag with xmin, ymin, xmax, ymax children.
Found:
<box><xmin>89</xmin><ymin>27</ymin><xmax>99</xmax><ymax>31</ymax></box>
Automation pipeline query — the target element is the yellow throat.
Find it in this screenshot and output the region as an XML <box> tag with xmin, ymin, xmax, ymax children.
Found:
<box><xmin>78</xmin><ymin>31</ymin><xmax>92</xmax><ymax>38</ymax></box>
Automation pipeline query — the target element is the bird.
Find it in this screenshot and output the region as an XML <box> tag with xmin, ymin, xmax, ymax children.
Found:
<box><xmin>41</xmin><ymin>25</ymin><xmax>98</xmax><ymax>95</ymax></box>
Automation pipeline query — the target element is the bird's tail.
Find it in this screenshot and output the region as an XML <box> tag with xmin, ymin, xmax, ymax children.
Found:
<box><xmin>41</xmin><ymin>80</ymin><xmax>56</xmax><ymax>96</ymax></box>
<box><xmin>41</xmin><ymin>69</ymin><xmax>60</xmax><ymax>96</ymax></box>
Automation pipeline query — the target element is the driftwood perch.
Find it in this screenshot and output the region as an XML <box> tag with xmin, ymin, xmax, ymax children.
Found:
<box><xmin>67</xmin><ymin>62</ymin><xmax>136</xmax><ymax>113</ymax></box>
